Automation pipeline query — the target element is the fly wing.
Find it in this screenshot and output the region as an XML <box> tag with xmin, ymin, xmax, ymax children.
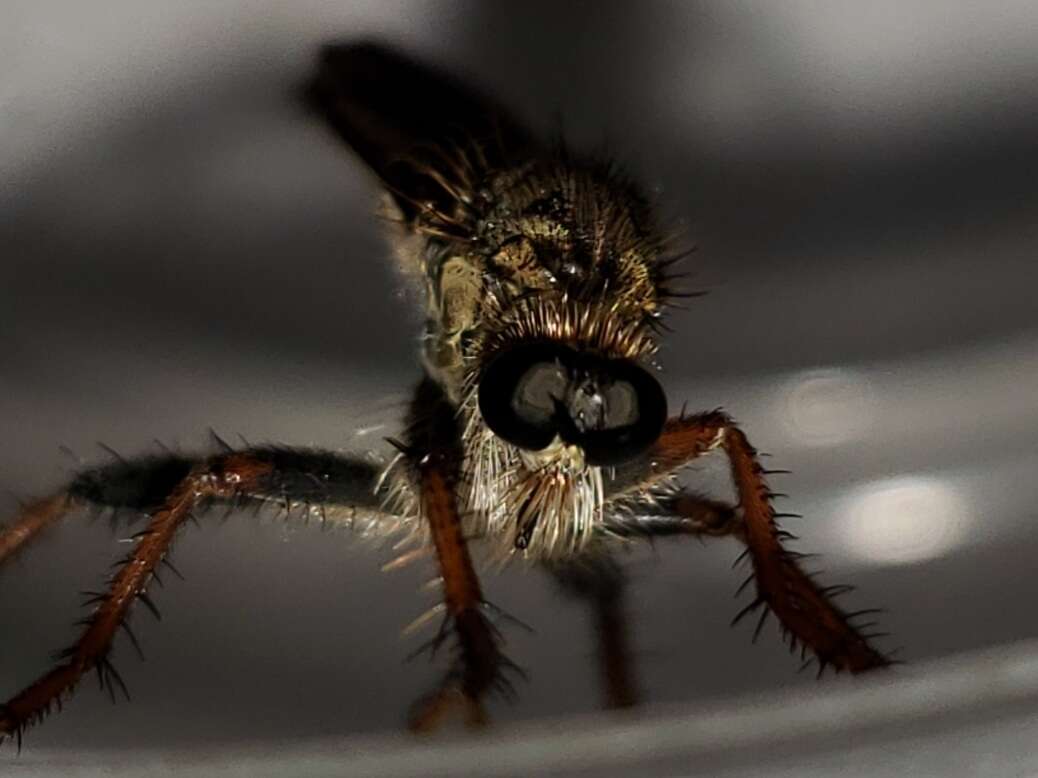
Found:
<box><xmin>303</xmin><ymin>41</ymin><xmax>536</xmax><ymax>223</ymax></box>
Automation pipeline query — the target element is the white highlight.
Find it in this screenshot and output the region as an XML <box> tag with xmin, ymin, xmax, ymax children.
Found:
<box><xmin>837</xmin><ymin>476</ymin><xmax>972</xmax><ymax>566</ymax></box>
<box><xmin>780</xmin><ymin>368</ymin><xmax>876</xmax><ymax>448</ymax></box>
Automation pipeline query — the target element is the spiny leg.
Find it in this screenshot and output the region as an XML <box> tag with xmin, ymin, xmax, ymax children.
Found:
<box><xmin>0</xmin><ymin>454</ymin><xmax>269</xmax><ymax>742</ymax></box>
<box><xmin>1</xmin><ymin>452</ymin><xmax>201</xmax><ymax>572</ymax></box>
<box><xmin>720</xmin><ymin>422</ymin><xmax>889</xmax><ymax>672</ymax></box>
<box><xmin>547</xmin><ymin>552</ymin><xmax>638</xmax><ymax>710</ymax></box>
<box><xmin>0</xmin><ymin>447</ymin><xmax>395</xmax><ymax>743</ymax></box>
<box><xmin>0</xmin><ymin>494</ymin><xmax>78</xmax><ymax>565</ymax></box>
<box><xmin>404</xmin><ymin>379</ymin><xmax>511</xmax><ymax>731</ymax></box>
<box><xmin>0</xmin><ymin>445</ymin><xmax>392</xmax><ymax>568</ymax></box>
<box><xmin>608</xmin><ymin>410</ymin><xmax>890</xmax><ymax>674</ymax></box>
<box><xmin>408</xmin><ymin>458</ymin><xmax>503</xmax><ymax>730</ymax></box>
<box><xmin>0</xmin><ymin>451</ymin><xmax>197</xmax><ymax>576</ymax></box>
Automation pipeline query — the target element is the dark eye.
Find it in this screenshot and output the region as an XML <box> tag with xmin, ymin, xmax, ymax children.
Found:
<box><xmin>512</xmin><ymin>360</ymin><xmax>570</xmax><ymax>427</ymax></box>
<box><xmin>478</xmin><ymin>343</ymin><xmax>668</xmax><ymax>465</ymax></box>
<box><xmin>478</xmin><ymin>343</ymin><xmax>572</xmax><ymax>451</ymax></box>
<box><xmin>574</xmin><ymin>360</ymin><xmax>667</xmax><ymax>466</ymax></box>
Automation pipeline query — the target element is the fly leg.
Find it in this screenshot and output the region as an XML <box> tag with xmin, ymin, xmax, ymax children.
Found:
<box><xmin>606</xmin><ymin>410</ymin><xmax>890</xmax><ymax>674</ymax></box>
<box><xmin>402</xmin><ymin>379</ymin><xmax>514</xmax><ymax>731</ymax></box>
<box><xmin>0</xmin><ymin>446</ymin><xmax>398</xmax><ymax>744</ymax></box>
<box><xmin>546</xmin><ymin>551</ymin><xmax>639</xmax><ymax>710</ymax></box>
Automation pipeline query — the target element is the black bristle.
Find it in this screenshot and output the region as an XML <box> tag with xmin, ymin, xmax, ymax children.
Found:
<box><xmin>137</xmin><ymin>592</ymin><xmax>161</xmax><ymax>621</ymax></box>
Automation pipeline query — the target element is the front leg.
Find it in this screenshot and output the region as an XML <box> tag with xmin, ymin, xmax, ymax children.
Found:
<box><xmin>609</xmin><ymin>410</ymin><xmax>890</xmax><ymax>674</ymax></box>
<box><xmin>404</xmin><ymin>380</ymin><xmax>511</xmax><ymax>731</ymax></box>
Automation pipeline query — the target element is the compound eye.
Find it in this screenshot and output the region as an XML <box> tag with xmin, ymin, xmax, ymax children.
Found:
<box><xmin>513</xmin><ymin>360</ymin><xmax>570</xmax><ymax>427</ymax></box>
<box><xmin>478</xmin><ymin>343</ymin><xmax>668</xmax><ymax>466</ymax></box>
<box><xmin>575</xmin><ymin>362</ymin><xmax>668</xmax><ymax>467</ymax></box>
<box><xmin>478</xmin><ymin>343</ymin><xmax>573</xmax><ymax>452</ymax></box>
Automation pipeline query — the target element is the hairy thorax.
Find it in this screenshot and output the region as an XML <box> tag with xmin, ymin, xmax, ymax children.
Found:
<box><xmin>397</xmin><ymin>159</ymin><xmax>668</xmax><ymax>400</ymax></box>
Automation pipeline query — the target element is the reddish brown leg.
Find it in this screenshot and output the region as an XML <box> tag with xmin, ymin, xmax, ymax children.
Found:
<box><xmin>626</xmin><ymin>411</ymin><xmax>890</xmax><ymax>674</ymax></box>
<box><xmin>595</xmin><ymin>594</ymin><xmax>637</xmax><ymax>709</ymax></box>
<box><xmin>0</xmin><ymin>454</ymin><xmax>273</xmax><ymax>744</ymax></box>
<box><xmin>605</xmin><ymin>493</ymin><xmax>738</xmax><ymax>540</ymax></box>
<box><xmin>0</xmin><ymin>494</ymin><xmax>79</xmax><ymax>565</ymax></box>
<box><xmin>549</xmin><ymin>554</ymin><xmax>638</xmax><ymax>710</ymax></box>
<box><xmin>408</xmin><ymin>455</ymin><xmax>508</xmax><ymax>731</ymax></box>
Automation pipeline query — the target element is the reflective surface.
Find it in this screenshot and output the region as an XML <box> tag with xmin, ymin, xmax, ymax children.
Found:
<box><xmin>10</xmin><ymin>640</ymin><xmax>1038</xmax><ymax>777</ymax></box>
<box><xmin>2</xmin><ymin>1</ymin><xmax>1038</xmax><ymax>772</ymax></box>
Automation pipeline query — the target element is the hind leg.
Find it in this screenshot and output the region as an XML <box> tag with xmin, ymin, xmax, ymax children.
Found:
<box><xmin>547</xmin><ymin>551</ymin><xmax>639</xmax><ymax>710</ymax></box>
<box><xmin>0</xmin><ymin>446</ymin><xmax>397</xmax><ymax>743</ymax></box>
<box><xmin>0</xmin><ymin>494</ymin><xmax>78</xmax><ymax>565</ymax></box>
<box><xmin>0</xmin><ymin>445</ymin><xmax>396</xmax><ymax>564</ymax></box>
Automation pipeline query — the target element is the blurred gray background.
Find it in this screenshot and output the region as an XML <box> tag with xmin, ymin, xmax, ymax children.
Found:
<box><xmin>2</xmin><ymin>0</ymin><xmax>1038</xmax><ymax>770</ymax></box>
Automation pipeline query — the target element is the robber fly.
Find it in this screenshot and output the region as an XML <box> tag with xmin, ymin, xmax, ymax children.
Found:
<box><xmin>0</xmin><ymin>42</ymin><xmax>890</xmax><ymax>743</ymax></box>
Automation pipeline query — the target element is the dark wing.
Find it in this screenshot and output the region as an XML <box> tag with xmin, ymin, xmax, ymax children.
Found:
<box><xmin>302</xmin><ymin>41</ymin><xmax>536</xmax><ymax>223</ymax></box>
